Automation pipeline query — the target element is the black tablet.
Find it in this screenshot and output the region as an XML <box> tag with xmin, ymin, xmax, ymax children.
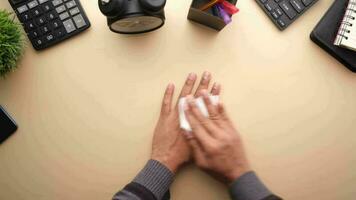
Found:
<box><xmin>0</xmin><ymin>106</ymin><xmax>18</xmax><ymax>144</ymax></box>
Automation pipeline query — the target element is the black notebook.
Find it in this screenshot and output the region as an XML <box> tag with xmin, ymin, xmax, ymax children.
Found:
<box><xmin>310</xmin><ymin>0</ymin><xmax>356</xmax><ymax>73</ymax></box>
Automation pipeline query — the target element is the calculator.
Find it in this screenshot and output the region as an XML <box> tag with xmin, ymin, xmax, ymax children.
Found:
<box><xmin>256</xmin><ymin>0</ymin><xmax>318</xmax><ymax>30</ymax></box>
<box><xmin>8</xmin><ymin>0</ymin><xmax>91</xmax><ymax>50</ymax></box>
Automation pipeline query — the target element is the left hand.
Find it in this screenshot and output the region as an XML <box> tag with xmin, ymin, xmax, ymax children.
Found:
<box><xmin>151</xmin><ymin>72</ymin><xmax>221</xmax><ymax>173</ymax></box>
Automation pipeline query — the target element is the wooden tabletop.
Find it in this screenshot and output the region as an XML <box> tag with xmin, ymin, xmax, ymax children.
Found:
<box><xmin>0</xmin><ymin>0</ymin><xmax>355</xmax><ymax>199</ymax></box>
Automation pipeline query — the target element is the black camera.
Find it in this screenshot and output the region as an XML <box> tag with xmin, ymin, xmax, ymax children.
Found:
<box><xmin>98</xmin><ymin>0</ymin><xmax>166</xmax><ymax>34</ymax></box>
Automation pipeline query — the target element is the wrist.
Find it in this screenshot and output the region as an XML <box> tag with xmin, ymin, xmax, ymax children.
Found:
<box><xmin>226</xmin><ymin>166</ymin><xmax>252</xmax><ymax>184</ymax></box>
<box><xmin>151</xmin><ymin>156</ymin><xmax>179</xmax><ymax>174</ymax></box>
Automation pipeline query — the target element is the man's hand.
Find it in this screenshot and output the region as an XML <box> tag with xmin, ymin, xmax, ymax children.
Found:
<box><xmin>184</xmin><ymin>90</ymin><xmax>251</xmax><ymax>183</ymax></box>
<box><xmin>151</xmin><ymin>72</ymin><xmax>221</xmax><ymax>173</ymax></box>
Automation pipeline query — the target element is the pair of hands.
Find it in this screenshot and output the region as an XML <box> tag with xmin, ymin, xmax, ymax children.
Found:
<box><xmin>151</xmin><ymin>72</ymin><xmax>250</xmax><ymax>184</ymax></box>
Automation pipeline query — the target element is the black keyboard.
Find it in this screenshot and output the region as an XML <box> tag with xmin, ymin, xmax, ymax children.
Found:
<box><xmin>8</xmin><ymin>0</ymin><xmax>91</xmax><ymax>50</ymax></box>
<box><xmin>256</xmin><ymin>0</ymin><xmax>318</xmax><ymax>30</ymax></box>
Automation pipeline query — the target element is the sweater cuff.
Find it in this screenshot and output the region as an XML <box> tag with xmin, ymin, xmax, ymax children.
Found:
<box><xmin>133</xmin><ymin>159</ymin><xmax>174</xmax><ymax>200</ymax></box>
<box><xmin>229</xmin><ymin>171</ymin><xmax>272</xmax><ymax>200</ymax></box>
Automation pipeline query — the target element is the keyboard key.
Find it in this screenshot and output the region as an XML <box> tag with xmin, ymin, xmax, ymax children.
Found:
<box><xmin>56</xmin><ymin>5</ymin><xmax>66</xmax><ymax>13</ymax></box>
<box><xmin>290</xmin><ymin>0</ymin><xmax>305</xmax><ymax>13</ymax></box>
<box><xmin>302</xmin><ymin>0</ymin><xmax>313</xmax><ymax>6</ymax></box>
<box><xmin>52</xmin><ymin>0</ymin><xmax>63</xmax><ymax>6</ymax></box>
<box><xmin>59</xmin><ymin>11</ymin><xmax>69</xmax><ymax>20</ymax></box>
<box><xmin>65</xmin><ymin>0</ymin><xmax>76</xmax><ymax>9</ymax></box>
<box><xmin>63</xmin><ymin>18</ymin><xmax>76</xmax><ymax>33</ymax></box>
<box><xmin>280</xmin><ymin>1</ymin><xmax>297</xmax><ymax>19</ymax></box>
<box><xmin>17</xmin><ymin>5</ymin><xmax>28</xmax><ymax>13</ymax></box>
<box><xmin>271</xmin><ymin>11</ymin><xmax>279</xmax><ymax>19</ymax></box>
<box><xmin>27</xmin><ymin>0</ymin><xmax>39</xmax><ymax>9</ymax></box>
<box><xmin>69</xmin><ymin>7</ymin><xmax>80</xmax><ymax>16</ymax></box>
<box><xmin>277</xmin><ymin>15</ymin><xmax>290</xmax><ymax>27</ymax></box>
<box><xmin>265</xmin><ymin>0</ymin><xmax>277</xmax><ymax>12</ymax></box>
<box><xmin>73</xmin><ymin>14</ymin><xmax>86</xmax><ymax>28</ymax></box>
<box><xmin>275</xmin><ymin>7</ymin><xmax>283</xmax><ymax>16</ymax></box>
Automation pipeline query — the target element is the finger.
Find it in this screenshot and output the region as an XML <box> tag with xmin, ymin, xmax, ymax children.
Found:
<box><xmin>210</xmin><ymin>82</ymin><xmax>221</xmax><ymax>96</ymax></box>
<box><xmin>195</xmin><ymin>71</ymin><xmax>211</xmax><ymax>97</ymax></box>
<box><xmin>201</xmin><ymin>90</ymin><xmax>220</xmax><ymax>121</ymax></box>
<box><xmin>178</xmin><ymin>73</ymin><xmax>197</xmax><ymax>99</ymax></box>
<box><xmin>185</xmin><ymin>103</ymin><xmax>215</xmax><ymax>148</ymax></box>
<box><xmin>161</xmin><ymin>83</ymin><xmax>175</xmax><ymax>115</ymax></box>
<box><xmin>187</xmin><ymin>96</ymin><xmax>221</xmax><ymax>138</ymax></box>
<box><xmin>186</xmin><ymin>138</ymin><xmax>207</xmax><ymax>165</ymax></box>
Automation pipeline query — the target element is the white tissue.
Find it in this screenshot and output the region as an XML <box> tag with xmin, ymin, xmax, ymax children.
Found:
<box><xmin>178</xmin><ymin>95</ymin><xmax>220</xmax><ymax>132</ymax></box>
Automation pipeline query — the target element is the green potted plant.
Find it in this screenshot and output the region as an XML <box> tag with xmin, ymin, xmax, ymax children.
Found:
<box><xmin>0</xmin><ymin>10</ymin><xmax>25</xmax><ymax>78</ymax></box>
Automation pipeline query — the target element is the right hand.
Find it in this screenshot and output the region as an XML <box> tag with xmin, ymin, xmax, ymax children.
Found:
<box><xmin>184</xmin><ymin>90</ymin><xmax>251</xmax><ymax>184</ymax></box>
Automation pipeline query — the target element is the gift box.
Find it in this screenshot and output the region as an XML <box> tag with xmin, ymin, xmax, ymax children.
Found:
<box><xmin>187</xmin><ymin>0</ymin><xmax>238</xmax><ymax>31</ymax></box>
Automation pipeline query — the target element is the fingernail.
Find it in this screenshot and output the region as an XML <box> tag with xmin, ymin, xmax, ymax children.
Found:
<box><xmin>188</xmin><ymin>73</ymin><xmax>196</xmax><ymax>80</ymax></box>
<box><xmin>203</xmin><ymin>71</ymin><xmax>210</xmax><ymax>80</ymax></box>
<box><xmin>213</xmin><ymin>82</ymin><xmax>220</xmax><ymax>90</ymax></box>
<box><xmin>167</xmin><ymin>83</ymin><xmax>174</xmax><ymax>89</ymax></box>
<box><xmin>183</xmin><ymin>131</ymin><xmax>194</xmax><ymax>139</ymax></box>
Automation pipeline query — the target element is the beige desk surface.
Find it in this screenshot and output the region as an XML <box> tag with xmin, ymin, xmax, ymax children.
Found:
<box><xmin>1</xmin><ymin>0</ymin><xmax>356</xmax><ymax>199</ymax></box>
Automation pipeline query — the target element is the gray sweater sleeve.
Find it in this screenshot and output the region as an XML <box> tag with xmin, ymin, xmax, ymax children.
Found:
<box><xmin>132</xmin><ymin>160</ymin><xmax>174</xmax><ymax>200</ymax></box>
<box><xmin>229</xmin><ymin>171</ymin><xmax>277</xmax><ymax>200</ymax></box>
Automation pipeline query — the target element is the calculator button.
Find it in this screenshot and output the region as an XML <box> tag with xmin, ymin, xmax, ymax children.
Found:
<box><xmin>27</xmin><ymin>0</ymin><xmax>39</xmax><ymax>9</ymax></box>
<box><xmin>34</xmin><ymin>38</ymin><xmax>44</xmax><ymax>47</ymax></box>
<box><xmin>73</xmin><ymin>14</ymin><xmax>86</xmax><ymax>29</ymax></box>
<box><xmin>54</xmin><ymin>27</ymin><xmax>65</xmax><ymax>38</ymax></box>
<box><xmin>35</xmin><ymin>16</ymin><xmax>46</xmax><ymax>25</ymax></box>
<box><xmin>259</xmin><ymin>0</ymin><xmax>267</xmax><ymax>3</ymax></box>
<box><xmin>38</xmin><ymin>0</ymin><xmax>49</xmax><ymax>4</ymax></box>
<box><xmin>290</xmin><ymin>0</ymin><xmax>305</xmax><ymax>13</ymax></box>
<box><xmin>65</xmin><ymin>0</ymin><xmax>76</xmax><ymax>9</ymax></box>
<box><xmin>59</xmin><ymin>12</ymin><xmax>70</xmax><ymax>20</ymax></box>
<box><xmin>17</xmin><ymin>5</ymin><xmax>28</xmax><ymax>13</ymax></box>
<box><xmin>40</xmin><ymin>25</ymin><xmax>50</xmax><ymax>34</ymax></box>
<box><xmin>280</xmin><ymin>1</ymin><xmax>296</xmax><ymax>19</ymax></box>
<box><xmin>43</xmin><ymin>2</ymin><xmax>54</xmax><ymax>12</ymax></box>
<box><xmin>56</xmin><ymin>5</ymin><xmax>66</xmax><ymax>13</ymax></box>
<box><xmin>20</xmin><ymin>12</ymin><xmax>32</xmax><ymax>22</ymax></box>
<box><xmin>29</xmin><ymin>29</ymin><xmax>40</xmax><ymax>39</ymax></box>
<box><xmin>302</xmin><ymin>0</ymin><xmax>313</xmax><ymax>6</ymax></box>
<box><xmin>25</xmin><ymin>21</ymin><xmax>36</xmax><ymax>30</ymax></box>
<box><xmin>69</xmin><ymin>7</ymin><xmax>79</xmax><ymax>16</ymax></box>
<box><xmin>44</xmin><ymin>33</ymin><xmax>55</xmax><ymax>42</ymax></box>
<box><xmin>52</xmin><ymin>0</ymin><xmax>63</xmax><ymax>6</ymax></box>
<box><xmin>63</xmin><ymin>18</ymin><xmax>76</xmax><ymax>33</ymax></box>
<box><xmin>46</xmin><ymin>11</ymin><xmax>57</xmax><ymax>21</ymax></box>
<box><xmin>32</xmin><ymin>7</ymin><xmax>43</xmax><ymax>17</ymax></box>
<box><xmin>50</xmin><ymin>20</ymin><xmax>62</xmax><ymax>29</ymax></box>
